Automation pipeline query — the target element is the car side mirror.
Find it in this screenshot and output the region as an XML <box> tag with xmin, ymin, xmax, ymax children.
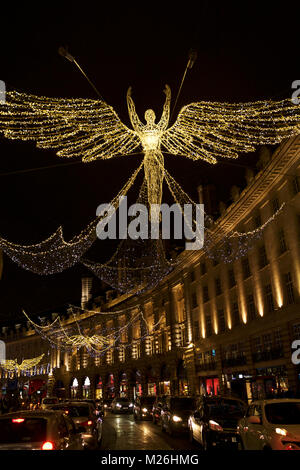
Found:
<box><xmin>248</xmin><ymin>415</ymin><xmax>261</xmax><ymax>424</ymax></box>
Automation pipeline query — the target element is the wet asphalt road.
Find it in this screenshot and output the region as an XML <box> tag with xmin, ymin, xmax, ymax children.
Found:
<box><xmin>100</xmin><ymin>412</ymin><xmax>200</xmax><ymax>451</ymax></box>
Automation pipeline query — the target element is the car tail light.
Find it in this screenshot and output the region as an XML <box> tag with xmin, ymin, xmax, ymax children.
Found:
<box><xmin>209</xmin><ymin>420</ymin><xmax>223</xmax><ymax>432</ymax></box>
<box><xmin>81</xmin><ymin>420</ymin><xmax>93</xmax><ymax>427</ymax></box>
<box><xmin>12</xmin><ymin>418</ymin><xmax>25</xmax><ymax>423</ymax></box>
<box><xmin>41</xmin><ymin>441</ymin><xmax>55</xmax><ymax>450</ymax></box>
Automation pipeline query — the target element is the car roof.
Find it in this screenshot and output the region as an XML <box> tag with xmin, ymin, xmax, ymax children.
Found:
<box><xmin>250</xmin><ymin>398</ymin><xmax>300</xmax><ymax>405</ymax></box>
<box><xmin>0</xmin><ymin>410</ymin><xmax>64</xmax><ymax>419</ymax></box>
<box><xmin>53</xmin><ymin>401</ymin><xmax>91</xmax><ymax>406</ymax></box>
<box><xmin>199</xmin><ymin>396</ymin><xmax>246</xmax><ymax>403</ymax></box>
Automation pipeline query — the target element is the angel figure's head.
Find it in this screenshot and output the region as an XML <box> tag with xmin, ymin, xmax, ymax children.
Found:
<box><xmin>144</xmin><ymin>109</ymin><xmax>156</xmax><ymax>125</ymax></box>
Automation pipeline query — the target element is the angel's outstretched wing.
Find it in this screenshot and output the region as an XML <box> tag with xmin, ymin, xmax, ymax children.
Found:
<box><xmin>0</xmin><ymin>359</ymin><xmax>17</xmax><ymax>371</ymax></box>
<box><xmin>0</xmin><ymin>91</ymin><xmax>141</xmax><ymax>161</ymax></box>
<box><xmin>18</xmin><ymin>353</ymin><xmax>45</xmax><ymax>371</ymax></box>
<box><xmin>161</xmin><ymin>99</ymin><xmax>300</xmax><ymax>163</ymax></box>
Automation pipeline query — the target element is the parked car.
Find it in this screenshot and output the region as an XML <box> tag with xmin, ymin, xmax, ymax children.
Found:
<box><xmin>161</xmin><ymin>396</ymin><xmax>196</xmax><ymax>436</ymax></box>
<box><xmin>189</xmin><ymin>396</ymin><xmax>247</xmax><ymax>449</ymax></box>
<box><xmin>133</xmin><ymin>396</ymin><xmax>156</xmax><ymax>420</ymax></box>
<box><xmin>238</xmin><ymin>398</ymin><xmax>300</xmax><ymax>450</ymax></box>
<box><xmin>152</xmin><ymin>396</ymin><xmax>167</xmax><ymax>424</ymax></box>
<box><xmin>40</xmin><ymin>397</ymin><xmax>59</xmax><ymax>410</ymax></box>
<box><xmin>111</xmin><ymin>397</ymin><xmax>133</xmax><ymax>414</ymax></box>
<box><xmin>47</xmin><ymin>401</ymin><xmax>102</xmax><ymax>449</ymax></box>
<box><xmin>0</xmin><ymin>410</ymin><xmax>84</xmax><ymax>450</ymax></box>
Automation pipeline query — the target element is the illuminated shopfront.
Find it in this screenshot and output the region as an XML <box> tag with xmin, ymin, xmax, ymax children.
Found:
<box><xmin>120</xmin><ymin>372</ymin><xmax>128</xmax><ymax>397</ymax></box>
<box><xmin>178</xmin><ymin>361</ymin><xmax>189</xmax><ymax>396</ymax></box>
<box><xmin>146</xmin><ymin>367</ymin><xmax>157</xmax><ymax>396</ymax></box>
<box><xmin>251</xmin><ymin>366</ymin><xmax>289</xmax><ymax>399</ymax></box>
<box><xmin>199</xmin><ymin>376</ymin><xmax>220</xmax><ymax>396</ymax></box>
<box><xmin>70</xmin><ymin>378</ymin><xmax>79</xmax><ymax>398</ymax></box>
<box><xmin>82</xmin><ymin>376</ymin><xmax>91</xmax><ymax>398</ymax></box>
<box><xmin>95</xmin><ymin>376</ymin><xmax>103</xmax><ymax>399</ymax></box>
<box><xmin>159</xmin><ymin>364</ymin><xmax>171</xmax><ymax>395</ymax></box>
<box><xmin>106</xmin><ymin>374</ymin><xmax>115</xmax><ymax>399</ymax></box>
<box><xmin>133</xmin><ymin>370</ymin><xmax>142</xmax><ymax>399</ymax></box>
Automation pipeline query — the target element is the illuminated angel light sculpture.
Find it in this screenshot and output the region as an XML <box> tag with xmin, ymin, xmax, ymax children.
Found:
<box><xmin>1</xmin><ymin>86</ymin><xmax>300</xmax><ymax>224</ymax></box>
<box><xmin>0</xmin><ymin>353</ymin><xmax>44</xmax><ymax>373</ymax></box>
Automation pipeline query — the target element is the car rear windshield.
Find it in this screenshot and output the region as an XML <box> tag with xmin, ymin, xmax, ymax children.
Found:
<box><xmin>206</xmin><ymin>399</ymin><xmax>245</xmax><ymax>417</ymax></box>
<box><xmin>170</xmin><ymin>398</ymin><xmax>195</xmax><ymax>410</ymax></box>
<box><xmin>65</xmin><ymin>406</ymin><xmax>91</xmax><ymax>417</ymax></box>
<box><xmin>265</xmin><ymin>402</ymin><xmax>300</xmax><ymax>424</ymax></box>
<box><xmin>0</xmin><ymin>418</ymin><xmax>47</xmax><ymax>443</ymax></box>
<box><xmin>118</xmin><ymin>398</ymin><xmax>130</xmax><ymax>402</ymax></box>
<box><xmin>50</xmin><ymin>405</ymin><xmax>90</xmax><ymax>417</ymax></box>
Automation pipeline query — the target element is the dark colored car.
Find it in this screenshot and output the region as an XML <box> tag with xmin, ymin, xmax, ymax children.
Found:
<box><xmin>47</xmin><ymin>401</ymin><xmax>102</xmax><ymax>449</ymax></box>
<box><xmin>152</xmin><ymin>396</ymin><xmax>167</xmax><ymax>424</ymax></box>
<box><xmin>80</xmin><ymin>399</ymin><xmax>104</xmax><ymax>417</ymax></box>
<box><xmin>161</xmin><ymin>396</ymin><xmax>196</xmax><ymax>436</ymax></box>
<box><xmin>111</xmin><ymin>397</ymin><xmax>134</xmax><ymax>414</ymax></box>
<box><xmin>133</xmin><ymin>396</ymin><xmax>156</xmax><ymax>420</ymax></box>
<box><xmin>0</xmin><ymin>410</ymin><xmax>84</xmax><ymax>450</ymax></box>
<box><xmin>188</xmin><ymin>396</ymin><xmax>247</xmax><ymax>449</ymax></box>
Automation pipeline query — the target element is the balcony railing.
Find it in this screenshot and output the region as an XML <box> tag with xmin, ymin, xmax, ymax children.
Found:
<box><xmin>221</xmin><ymin>356</ymin><xmax>247</xmax><ymax>368</ymax></box>
<box><xmin>252</xmin><ymin>348</ymin><xmax>284</xmax><ymax>363</ymax></box>
<box><xmin>196</xmin><ymin>360</ymin><xmax>216</xmax><ymax>371</ymax></box>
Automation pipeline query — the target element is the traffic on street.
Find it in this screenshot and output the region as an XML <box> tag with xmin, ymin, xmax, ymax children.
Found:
<box><xmin>0</xmin><ymin>395</ymin><xmax>300</xmax><ymax>450</ymax></box>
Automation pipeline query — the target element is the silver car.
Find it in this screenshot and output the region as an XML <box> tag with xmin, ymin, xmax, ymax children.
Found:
<box><xmin>0</xmin><ymin>410</ymin><xmax>84</xmax><ymax>450</ymax></box>
<box><xmin>238</xmin><ymin>398</ymin><xmax>300</xmax><ymax>450</ymax></box>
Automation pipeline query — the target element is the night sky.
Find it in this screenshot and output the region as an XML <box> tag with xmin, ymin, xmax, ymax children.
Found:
<box><xmin>0</xmin><ymin>2</ymin><xmax>299</xmax><ymax>325</ymax></box>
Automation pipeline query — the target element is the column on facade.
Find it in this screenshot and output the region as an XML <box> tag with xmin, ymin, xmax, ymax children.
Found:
<box><xmin>182</xmin><ymin>272</ymin><xmax>197</xmax><ymax>395</ymax></box>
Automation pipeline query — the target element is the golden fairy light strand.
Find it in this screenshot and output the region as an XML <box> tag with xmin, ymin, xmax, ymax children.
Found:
<box><xmin>0</xmin><ymin>161</ymin><xmax>143</xmax><ymax>274</ymax></box>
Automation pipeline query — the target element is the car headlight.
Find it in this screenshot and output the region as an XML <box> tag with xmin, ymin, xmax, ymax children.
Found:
<box><xmin>172</xmin><ymin>415</ymin><xmax>182</xmax><ymax>423</ymax></box>
<box><xmin>104</xmin><ymin>404</ymin><xmax>107</xmax><ymax>408</ymax></box>
<box><xmin>142</xmin><ymin>408</ymin><xmax>148</xmax><ymax>413</ymax></box>
<box><xmin>275</xmin><ymin>428</ymin><xmax>287</xmax><ymax>436</ymax></box>
<box><xmin>116</xmin><ymin>403</ymin><xmax>121</xmax><ymax>408</ymax></box>
<box><xmin>129</xmin><ymin>403</ymin><xmax>133</xmax><ymax>407</ymax></box>
<box><xmin>209</xmin><ymin>420</ymin><xmax>223</xmax><ymax>432</ymax></box>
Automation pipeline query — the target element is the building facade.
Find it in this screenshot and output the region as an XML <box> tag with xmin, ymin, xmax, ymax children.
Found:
<box><xmin>1</xmin><ymin>137</ymin><xmax>300</xmax><ymax>404</ymax></box>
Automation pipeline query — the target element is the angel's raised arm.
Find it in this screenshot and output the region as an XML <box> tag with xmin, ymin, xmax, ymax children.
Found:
<box><xmin>158</xmin><ymin>84</ymin><xmax>171</xmax><ymax>130</ymax></box>
<box><xmin>126</xmin><ymin>87</ymin><xmax>144</xmax><ymax>131</ymax></box>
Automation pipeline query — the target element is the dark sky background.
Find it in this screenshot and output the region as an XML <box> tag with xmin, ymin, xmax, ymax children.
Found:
<box><xmin>0</xmin><ymin>2</ymin><xmax>299</xmax><ymax>325</ymax></box>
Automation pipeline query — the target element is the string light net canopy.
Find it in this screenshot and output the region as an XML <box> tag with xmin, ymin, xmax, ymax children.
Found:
<box><xmin>0</xmin><ymin>161</ymin><xmax>143</xmax><ymax>275</ymax></box>
<box><xmin>23</xmin><ymin>307</ymin><xmax>162</xmax><ymax>357</ymax></box>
